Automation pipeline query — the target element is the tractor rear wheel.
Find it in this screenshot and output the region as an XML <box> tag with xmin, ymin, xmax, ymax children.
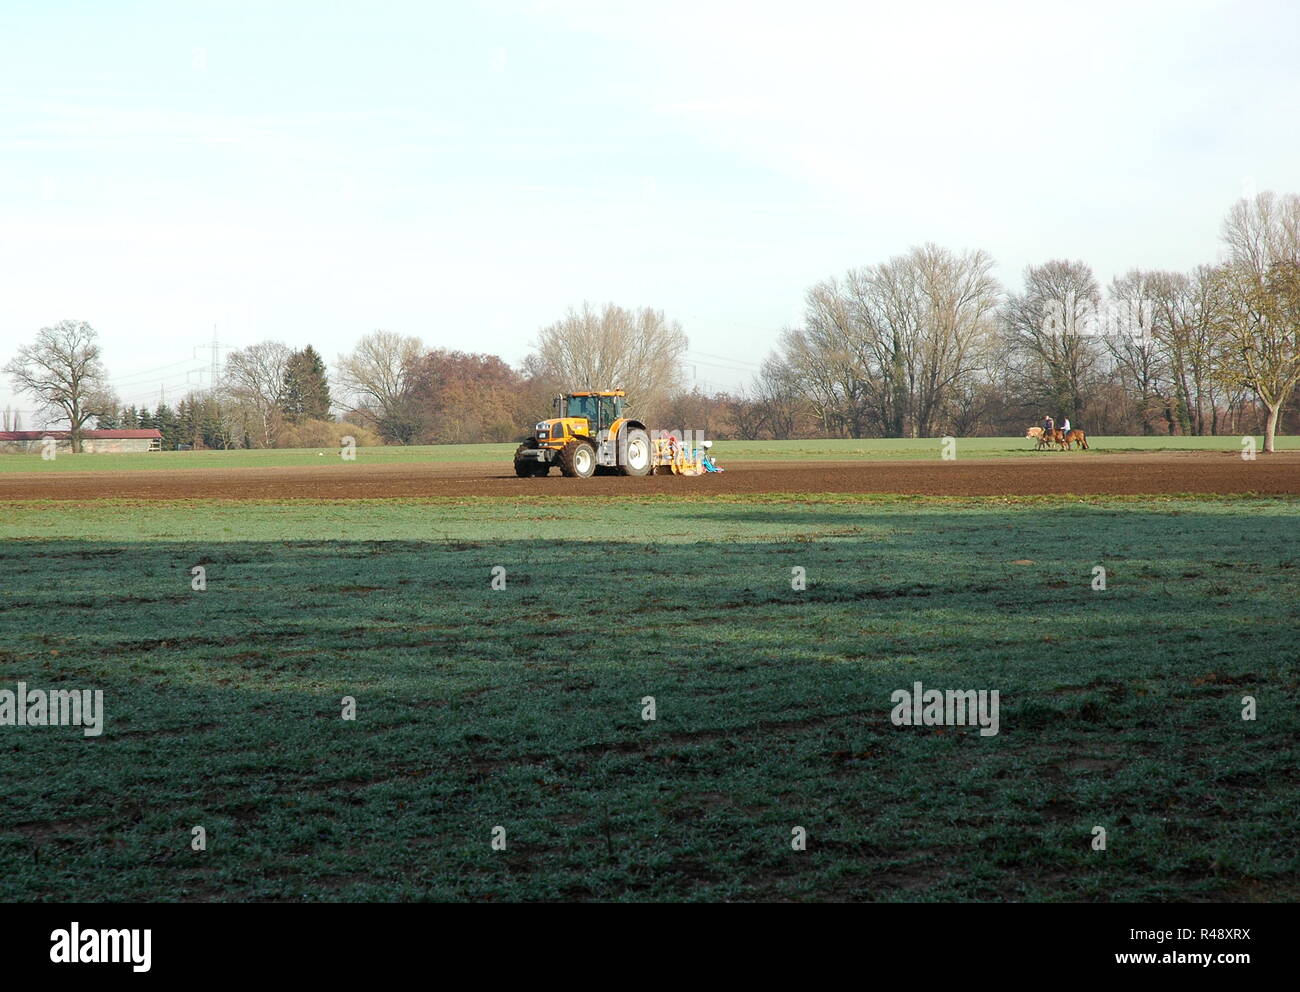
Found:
<box><xmin>619</xmin><ymin>428</ymin><xmax>652</xmax><ymax>476</ymax></box>
<box><xmin>558</xmin><ymin>440</ymin><xmax>597</xmax><ymax>478</ymax></box>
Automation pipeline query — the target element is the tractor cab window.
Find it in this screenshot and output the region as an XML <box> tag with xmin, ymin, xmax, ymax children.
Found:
<box><xmin>597</xmin><ymin>395</ymin><xmax>621</xmax><ymax>426</ymax></box>
<box><xmin>565</xmin><ymin>395</ymin><xmax>597</xmax><ymax>421</ymax></box>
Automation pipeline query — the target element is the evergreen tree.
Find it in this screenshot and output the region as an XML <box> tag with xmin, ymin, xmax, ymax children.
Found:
<box><xmin>155</xmin><ymin>402</ymin><xmax>179</xmax><ymax>449</ymax></box>
<box><xmin>176</xmin><ymin>399</ymin><xmax>195</xmax><ymax>447</ymax></box>
<box><xmin>281</xmin><ymin>345</ymin><xmax>333</xmax><ymax>421</ymax></box>
<box><xmin>198</xmin><ymin>397</ymin><xmax>222</xmax><ymax>449</ymax></box>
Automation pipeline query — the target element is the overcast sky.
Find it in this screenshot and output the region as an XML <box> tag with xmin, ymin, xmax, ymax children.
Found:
<box><xmin>2</xmin><ymin>0</ymin><xmax>1298</xmax><ymax>420</ymax></box>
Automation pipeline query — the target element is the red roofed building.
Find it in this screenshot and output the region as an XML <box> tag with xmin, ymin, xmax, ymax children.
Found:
<box><xmin>0</xmin><ymin>429</ymin><xmax>163</xmax><ymax>454</ymax></box>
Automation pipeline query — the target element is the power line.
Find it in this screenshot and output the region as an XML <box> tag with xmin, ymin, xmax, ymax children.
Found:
<box><xmin>114</xmin><ymin>370</ymin><xmax>219</xmax><ymax>405</ymax></box>
<box><xmin>687</xmin><ymin>349</ymin><xmax>765</xmax><ymax>370</ymax></box>
<box><xmin>106</xmin><ymin>355</ymin><xmax>207</xmax><ymax>387</ymax></box>
<box><xmin>685</xmin><ymin>356</ymin><xmax>761</xmax><ymax>377</ymax></box>
<box><xmin>115</xmin><ymin>386</ymin><xmax>202</xmax><ymax>407</ymax></box>
<box><xmin>106</xmin><ymin>336</ymin><xmax>234</xmax><ymax>404</ymax></box>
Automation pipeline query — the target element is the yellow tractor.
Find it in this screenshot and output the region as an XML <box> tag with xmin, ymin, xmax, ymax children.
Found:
<box><xmin>514</xmin><ymin>390</ymin><xmax>654</xmax><ymax>478</ymax></box>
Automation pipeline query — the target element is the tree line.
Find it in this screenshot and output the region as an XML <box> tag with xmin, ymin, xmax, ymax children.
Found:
<box><xmin>5</xmin><ymin>192</ymin><xmax>1297</xmax><ymax>452</ymax></box>
<box><xmin>750</xmin><ymin>192</ymin><xmax>1300</xmax><ymax>452</ymax></box>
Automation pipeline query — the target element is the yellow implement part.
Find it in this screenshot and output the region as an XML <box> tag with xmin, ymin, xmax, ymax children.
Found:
<box><xmin>652</xmin><ymin>437</ymin><xmax>704</xmax><ymax>475</ymax></box>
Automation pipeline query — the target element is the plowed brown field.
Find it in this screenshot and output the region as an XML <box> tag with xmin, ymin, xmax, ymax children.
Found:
<box><xmin>2</xmin><ymin>451</ymin><xmax>1297</xmax><ymax>500</ymax></box>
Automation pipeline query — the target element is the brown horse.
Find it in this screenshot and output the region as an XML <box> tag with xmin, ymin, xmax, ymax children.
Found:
<box><xmin>1064</xmin><ymin>429</ymin><xmax>1088</xmax><ymax>450</ymax></box>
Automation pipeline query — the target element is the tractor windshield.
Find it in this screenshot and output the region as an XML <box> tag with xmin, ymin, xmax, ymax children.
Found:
<box><xmin>565</xmin><ymin>395</ymin><xmax>598</xmax><ymax>421</ymax></box>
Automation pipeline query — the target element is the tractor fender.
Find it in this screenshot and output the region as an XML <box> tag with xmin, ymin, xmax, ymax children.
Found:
<box><xmin>608</xmin><ymin>418</ymin><xmax>648</xmax><ymax>438</ymax></box>
<box><xmin>607</xmin><ymin>419</ymin><xmax>650</xmax><ymax>468</ymax></box>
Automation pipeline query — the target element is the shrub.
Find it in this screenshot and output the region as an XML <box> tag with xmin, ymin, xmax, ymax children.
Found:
<box><xmin>276</xmin><ymin>418</ymin><xmax>383</xmax><ymax>449</ymax></box>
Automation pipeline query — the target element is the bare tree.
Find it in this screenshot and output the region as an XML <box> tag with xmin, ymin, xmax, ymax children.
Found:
<box><xmin>1147</xmin><ymin>266</ymin><xmax>1230</xmax><ymax>435</ymax></box>
<box><xmin>903</xmin><ymin>244</ymin><xmax>1001</xmax><ymax>436</ymax></box>
<box><xmin>751</xmin><ymin>357</ymin><xmax>806</xmax><ymax>439</ymax></box>
<box><xmin>224</xmin><ymin>341</ymin><xmax>293</xmax><ymax>448</ymax></box>
<box><xmin>773</xmin><ymin>244</ymin><xmax>1000</xmax><ymax>437</ymax></box>
<box><xmin>1105</xmin><ymin>270</ymin><xmax>1167</xmax><ymax>434</ymax></box>
<box><xmin>3</xmin><ymin>320</ymin><xmax>114</xmax><ymax>452</ymax></box>
<box><xmin>528</xmin><ymin>303</ymin><xmax>687</xmax><ymax>420</ymax></box>
<box><xmin>208</xmin><ymin>392</ymin><xmax>250</xmax><ymax>450</ymax></box>
<box><xmin>1216</xmin><ymin>191</ymin><xmax>1300</xmax><ymax>453</ymax></box>
<box><xmin>1003</xmin><ymin>260</ymin><xmax>1103</xmax><ymax>424</ymax></box>
<box><xmin>727</xmin><ymin>390</ymin><xmax>766</xmax><ymax>440</ymax></box>
<box><xmin>335</xmin><ymin>330</ymin><xmax>425</xmax><ymax>444</ymax></box>
<box><xmin>775</xmin><ymin>304</ymin><xmax>868</xmax><ymax>437</ymax></box>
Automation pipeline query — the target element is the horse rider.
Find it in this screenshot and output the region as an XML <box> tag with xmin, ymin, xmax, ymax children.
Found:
<box><xmin>1061</xmin><ymin>416</ymin><xmax>1071</xmax><ymax>436</ymax></box>
<box><xmin>1041</xmin><ymin>414</ymin><xmax>1054</xmax><ymax>436</ymax></box>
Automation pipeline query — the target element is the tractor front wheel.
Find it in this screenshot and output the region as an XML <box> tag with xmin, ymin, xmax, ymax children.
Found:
<box><xmin>559</xmin><ymin>440</ymin><xmax>597</xmax><ymax>478</ymax></box>
<box><xmin>514</xmin><ymin>442</ymin><xmax>547</xmax><ymax>477</ymax></box>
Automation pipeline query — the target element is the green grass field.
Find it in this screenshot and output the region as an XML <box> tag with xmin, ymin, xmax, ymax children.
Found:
<box><xmin>1</xmin><ymin>495</ymin><xmax>1296</xmax><ymax>901</ymax></box>
<box><xmin>0</xmin><ymin>434</ymin><xmax>1294</xmax><ymax>473</ymax></box>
